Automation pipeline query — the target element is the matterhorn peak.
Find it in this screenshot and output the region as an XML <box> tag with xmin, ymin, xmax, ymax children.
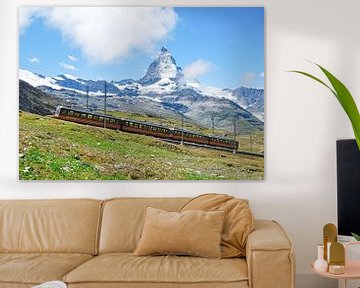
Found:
<box><xmin>139</xmin><ymin>47</ymin><xmax>183</xmax><ymax>86</ymax></box>
<box><xmin>161</xmin><ymin>46</ymin><xmax>169</xmax><ymax>53</ymax></box>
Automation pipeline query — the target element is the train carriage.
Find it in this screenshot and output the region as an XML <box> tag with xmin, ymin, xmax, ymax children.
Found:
<box><xmin>54</xmin><ymin>106</ymin><xmax>239</xmax><ymax>151</ymax></box>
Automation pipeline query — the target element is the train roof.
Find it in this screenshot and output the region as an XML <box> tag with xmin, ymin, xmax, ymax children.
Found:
<box><xmin>58</xmin><ymin>106</ymin><xmax>237</xmax><ymax>142</ymax></box>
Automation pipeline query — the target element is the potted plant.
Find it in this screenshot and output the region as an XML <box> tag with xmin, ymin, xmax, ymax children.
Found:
<box><xmin>290</xmin><ymin>63</ymin><xmax>360</xmax><ymax>150</ymax></box>
<box><xmin>291</xmin><ymin>63</ymin><xmax>360</xmax><ymax>240</ymax></box>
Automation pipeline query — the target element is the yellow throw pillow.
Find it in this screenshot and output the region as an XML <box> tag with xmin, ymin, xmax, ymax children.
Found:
<box><xmin>181</xmin><ymin>194</ymin><xmax>254</xmax><ymax>258</ymax></box>
<box><xmin>134</xmin><ymin>207</ymin><xmax>225</xmax><ymax>258</ymax></box>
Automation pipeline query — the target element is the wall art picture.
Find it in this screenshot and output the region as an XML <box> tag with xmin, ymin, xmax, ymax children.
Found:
<box><xmin>19</xmin><ymin>7</ymin><xmax>264</xmax><ymax>180</ymax></box>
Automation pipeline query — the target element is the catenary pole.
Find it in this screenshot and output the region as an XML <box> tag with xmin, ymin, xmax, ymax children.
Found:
<box><xmin>233</xmin><ymin>119</ymin><xmax>237</xmax><ymax>154</ymax></box>
<box><xmin>181</xmin><ymin>114</ymin><xmax>184</xmax><ymax>145</ymax></box>
<box><xmin>86</xmin><ymin>86</ymin><xmax>89</xmax><ymax>110</ymax></box>
<box><xmin>211</xmin><ymin>116</ymin><xmax>215</xmax><ymax>135</ymax></box>
<box><xmin>103</xmin><ymin>82</ymin><xmax>107</xmax><ymax>128</ymax></box>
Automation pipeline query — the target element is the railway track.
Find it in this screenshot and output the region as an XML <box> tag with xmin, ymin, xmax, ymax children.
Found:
<box><xmin>54</xmin><ymin>106</ymin><xmax>263</xmax><ymax>157</ymax></box>
<box><xmin>162</xmin><ymin>138</ymin><xmax>264</xmax><ymax>158</ymax></box>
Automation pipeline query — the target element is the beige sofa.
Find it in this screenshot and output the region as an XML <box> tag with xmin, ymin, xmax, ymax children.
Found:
<box><xmin>0</xmin><ymin>198</ymin><xmax>295</xmax><ymax>288</ymax></box>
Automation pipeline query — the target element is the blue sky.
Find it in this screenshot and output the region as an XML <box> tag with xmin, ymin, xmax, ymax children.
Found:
<box><xmin>19</xmin><ymin>7</ymin><xmax>264</xmax><ymax>89</ymax></box>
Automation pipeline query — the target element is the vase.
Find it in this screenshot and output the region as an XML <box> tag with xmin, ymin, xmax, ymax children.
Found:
<box><xmin>314</xmin><ymin>244</ymin><xmax>328</xmax><ymax>272</ymax></box>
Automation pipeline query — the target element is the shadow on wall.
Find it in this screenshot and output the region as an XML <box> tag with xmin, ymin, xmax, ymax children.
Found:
<box><xmin>267</xmin><ymin>1</ymin><xmax>360</xmax><ymax>288</ymax></box>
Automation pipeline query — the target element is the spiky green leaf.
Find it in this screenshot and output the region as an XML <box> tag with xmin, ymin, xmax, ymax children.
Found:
<box><xmin>351</xmin><ymin>232</ymin><xmax>360</xmax><ymax>241</ymax></box>
<box><xmin>290</xmin><ymin>64</ymin><xmax>360</xmax><ymax>150</ymax></box>
<box><xmin>289</xmin><ymin>70</ymin><xmax>337</xmax><ymax>98</ymax></box>
<box><xmin>316</xmin><ymin>64</ymin><xmax>360</xmax><ymax>150</ymax></box>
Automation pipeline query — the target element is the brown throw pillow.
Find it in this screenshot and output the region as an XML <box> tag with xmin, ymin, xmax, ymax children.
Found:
<box><xmin>134</xmin><ymin>207</ymin><xmax>225</xmax><ymax>258</ymax></box>
<box><xmin>181</xmin><ymin>194</ymin><xmax>254</xmax><ymax>258</ymax></box>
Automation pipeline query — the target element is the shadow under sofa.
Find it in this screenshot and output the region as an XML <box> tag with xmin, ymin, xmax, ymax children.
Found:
<box><xmin>0</xmin><ymin>198</ymin><xmax>295</xmax><ymax>288</ymax></box>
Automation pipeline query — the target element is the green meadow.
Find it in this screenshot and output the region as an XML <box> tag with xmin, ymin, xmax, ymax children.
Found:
<box><xmin>19</xmin><ymin>111</ymin><xmax>264</xmax><ymax>180</ymax></box>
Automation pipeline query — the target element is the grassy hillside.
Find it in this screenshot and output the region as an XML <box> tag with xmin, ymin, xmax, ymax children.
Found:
<box><xmin>19</xmin><ymin>111</ymin><xmax>264</xmax><ymax>180</ymax></box>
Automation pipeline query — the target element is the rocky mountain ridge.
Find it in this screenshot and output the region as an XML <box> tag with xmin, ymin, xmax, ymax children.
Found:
<box><xmin>19</xmin><ymin>47</ymin><xmax>264</xmax><ymax>132</ymax></box>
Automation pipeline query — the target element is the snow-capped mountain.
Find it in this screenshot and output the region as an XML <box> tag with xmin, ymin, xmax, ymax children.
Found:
<box><xmin>231</xmin><ymin>87</ymin><xmax>264</xmax><ymax>120</ymax></box>
<box><xmin>19</xmin><ymin>47</ymin><xmax>264</xmax><ymax>132</ymax></box>
<box><xmin>139</xmin><ymin>46</ymin><xmax>183</xmax><ymax>85</ymax></box>
<box><xmin>19</xmin><ymin>69</ymin><xmax>119</xmax><ymax>96</ymax></box>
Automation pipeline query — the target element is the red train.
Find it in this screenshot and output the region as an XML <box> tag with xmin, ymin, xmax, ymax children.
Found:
<box><xmin>54</xmin><ymin>106</ymin><xmax>239</xmax><ymax>151</ymax></box>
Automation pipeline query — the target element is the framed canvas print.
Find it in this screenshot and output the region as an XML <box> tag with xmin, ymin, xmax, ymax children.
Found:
<box><xmin>19</xmin><ymin>7</ymin><xmax>264</xmax><ymax>180</ymax></box>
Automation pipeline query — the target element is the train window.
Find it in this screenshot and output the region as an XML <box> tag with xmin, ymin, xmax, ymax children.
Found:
<box><xmin>87</xmin><ymin>114</ymin><xmax>93</xmax><ymax>120</ymax></box>
<box><xmin>68</xmin><ymin>111</ymin><xmax>74</xmax><ymax>116</ymax></box>
<box><xmin>106</xmin><ymin>118</ymin><xmax>110</xmax><ymax>122</ymax></box>
<box><xmin>81</xmin><ymin>113</ymin><xmax>87</xmax><ymax>118</ymax></box>
<box><xmin>99</xmin><ymin>117</ymin><xmax>104</xmax><ymax>121</ymax></box>
<box><xmin>60</xmin><ymin>109</ymin><xmax>67</xmax><ymax>115</ymax></box>
<box><xmin>110</xmin><ymin>118</ymin><xmax>115</xmax><ymax>123</ymax></box>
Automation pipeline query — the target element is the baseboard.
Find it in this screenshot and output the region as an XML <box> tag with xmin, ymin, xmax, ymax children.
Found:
<box><xmin>296</xmin><ymin>273</ymin><xmax>337</xmax><ymax>288</ymax></box>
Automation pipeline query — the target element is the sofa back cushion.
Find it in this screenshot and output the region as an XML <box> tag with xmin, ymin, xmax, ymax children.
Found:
<box><xmin>0</xmin><ymin>199</ymin><xmax>102</xmax><ymax>254</ymax></box>
<box><xmin>99</xmin><ymin>198</ymin><xmax>189</xmax><ymax>253</ymax></box>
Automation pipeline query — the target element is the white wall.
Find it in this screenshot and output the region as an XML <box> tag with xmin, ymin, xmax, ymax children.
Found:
<box><xmin>1</xmin><ymin>0</ymin><xmax>359</xmax><ymax>287</ymax></box>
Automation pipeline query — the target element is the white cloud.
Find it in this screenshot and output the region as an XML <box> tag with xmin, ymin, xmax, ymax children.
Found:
<box><xmin>60</xmin><ymin>62</ymin><xmax>76</xmax><ymax>71</ymax></box>
<box><xmin>259</xmin><ymin>72</ymin><xmax>264</xmax><ymax>77</ymax></box>
<box><xmin>19</xmin><ymin>7</ymin><xmax>44</xmax><ymax>34</ymax></box>
<box><xmin>67</xmin><ymin>55</ymin><xmax>78</xmax><ymax>62</ymax></box>
<box><xmin>20</xmin><ymin>7</ymin><xmax>178</xmax><ymax>64</ymax></box>
<box><xmin>28</xmin><ymin>57</ymin><xmax>40</xmax><ymax>63</ymax></box>
<box><xmin>240</xmin><ymin>72</ymin><xmax>257</xmax><ymax>87</ymax></box>
<box><xmin>183</xmin><ymin>60</ymin><xmax>213</xmax><ymax>80</ymax></box>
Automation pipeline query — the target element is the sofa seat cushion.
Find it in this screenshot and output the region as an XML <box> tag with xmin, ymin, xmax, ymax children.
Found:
<box><xmin>64</xmin><ymin>253</ymin><xmax>248</xmax><ymax>285</ymax></box>
<box><xmin>0</xmin><ymin>253</ymin><xmax>93</xmax><ymax>285</ymax></box>
<box><xmin>67</xmin><ymin>283</ymin><xmax>249</xmax><ymax>288</ymax></box>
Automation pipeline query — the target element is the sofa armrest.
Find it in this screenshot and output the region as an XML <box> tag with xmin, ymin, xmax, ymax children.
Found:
<box><xmin>246</xmin><ymin>220</ymin><xmax>295</xmax><ymax>288</ymax></box>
